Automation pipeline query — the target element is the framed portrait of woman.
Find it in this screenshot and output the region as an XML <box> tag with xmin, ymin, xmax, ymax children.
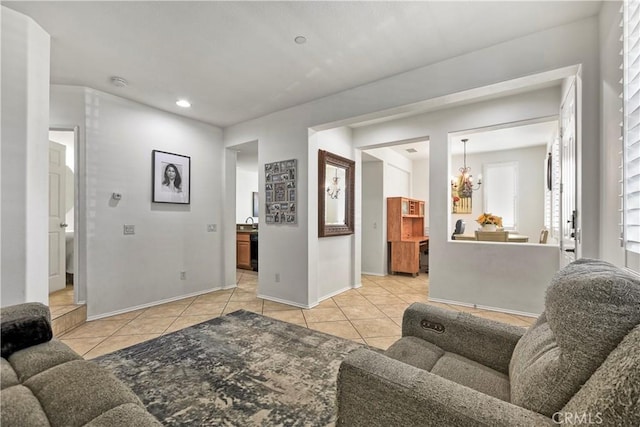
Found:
<box><xmin>152</xmin><ymin>150</ymin><xmax>191</xmax><ymax>204</ymax></box>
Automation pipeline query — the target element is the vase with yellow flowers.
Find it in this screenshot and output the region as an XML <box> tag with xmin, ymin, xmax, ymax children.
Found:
<box><xmin>476</xmin><ymin>213</ymin><xmax>503</xmax><ymax>231</ymax></box>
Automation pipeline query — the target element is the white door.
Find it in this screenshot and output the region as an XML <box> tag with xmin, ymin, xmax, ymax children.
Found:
<box><xmin>559</xmin><ymin>80</ymin><xmax>579</xmax><ymax>267</ymax></box>
<box><xmin>49</xmin><ymin>141</ymin><xmax>67</xmax><ymax>293</ymax></box>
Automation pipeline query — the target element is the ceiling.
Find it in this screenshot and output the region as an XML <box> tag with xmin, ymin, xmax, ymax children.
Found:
<box><xmin>5</xmin><ymin>1</ymin><xmax>601</xmax><ymax>128</ymax></box>
<box><xmin>450</xmin><ymin>120</ymin><xmax>558</xmax><ymax>155</ymax></box>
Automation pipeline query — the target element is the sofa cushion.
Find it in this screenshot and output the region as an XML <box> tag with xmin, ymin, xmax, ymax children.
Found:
<box><xmin>84</xmin><ymin>403</ymin><xmax>161</xmax><ymax>427</ymax></box>
<box><xmin>509</xmin><ymin>259</ymin><xmax>640</xmax><ymax>417</ymax></box>
<box><xmin>8</xmin><ymin>339</ymin><xmax>82</xmax><ymax>383</ymax></box>
<box><xmin>1</xmin><ymin>385</ymin><xmax>51</xmax><ymax>427</ymax></box>
<box><xmin>431</xmin><ymin>353</ymin><xmax>510</xmax><ymax>402</ymax></box>
<box><xmin>24</xmin><ymin>360</ymin><xmax>146</xmax><ymax>427</ymax></box>
<box><xmin>1</xmin><ymin>358</ymin><xmax>19</xmax><ymax>390</ymax></box>
<box><xmin>1</xmin><ymin>302</ymin><xmax>52</xmax><ymax>358</ymax></box>
<box><xmin>385</xmin><ymin>336</ymin><xmax>445</xmax><ymax>371</ymax></box>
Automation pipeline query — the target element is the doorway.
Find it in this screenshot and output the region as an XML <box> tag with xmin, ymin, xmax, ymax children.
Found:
<box><xmin>48</xmin><ymin>127</ymin><xmax>80</xmax><ymax>305</ymax></box>
<box><xmin>234</xmin><ymin>140</ymin><xmax>260</xmax><ymax>279</ymax></box>
<box><xmin>360</xmin><ymin>138</ymin><xmax>430</xmax><ymax>276</ymax></box>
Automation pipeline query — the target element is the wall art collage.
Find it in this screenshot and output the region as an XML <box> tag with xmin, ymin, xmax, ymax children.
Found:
<box><xmin>264</xmin><ymin>159</ymin><xmax>297</xmax><ymax>224</ymax></box>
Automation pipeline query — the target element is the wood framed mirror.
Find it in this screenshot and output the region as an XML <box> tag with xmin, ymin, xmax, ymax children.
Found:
<box><xmin>318</xmin><ymin>150</ymin><xmax>355</xmax><ymax>237</ymax></box>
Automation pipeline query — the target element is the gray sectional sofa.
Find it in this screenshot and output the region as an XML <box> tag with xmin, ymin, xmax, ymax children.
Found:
<box><xmin>0</xmin><ymin>302</ymin><xmax>161</xmax><ymax>427</ymax></box>
<box><xmin>337</xmin><ymin>259</ymin><xmax>640</xmax><ymax>426</ymax></box>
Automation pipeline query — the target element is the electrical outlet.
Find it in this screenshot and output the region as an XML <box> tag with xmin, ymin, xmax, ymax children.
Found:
<box><xmin>123</xmin><ymin>224</ymin><xmax>135</xmax><ymax>235</ymax></box>
<box><xmin>275</xmin><ymin>273</ymin><xmax>280</xmax><ymax>283</ymax></box>
<box><xmin>180</xmin><ymin>271</ymin><xmax>186</xmax><ymax>280</ymax></box>
<box><xmin>207</xmin><ymin>224</ymin><xmax>217</xmax><ymax>232</ymax></box>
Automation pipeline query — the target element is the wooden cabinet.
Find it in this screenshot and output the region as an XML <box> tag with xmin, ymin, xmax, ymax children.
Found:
<box><xmin>236</xmin><ymin>232</ymin><xmax>252</xmax><ymax>270</ymax></box>
<box><xmin>390</xmin><ymin>240</ymin><xmax>421</xmax><ymax>275</ymax></box>
<box><xmin>387</xmin><ymin>197</ymin><xmax>425</xmax><ymax>241</ymax></box>
<box><xmin>387</xmin><ymin>197</ymin><xmax>428</xmax><ymax>276</ymax></box>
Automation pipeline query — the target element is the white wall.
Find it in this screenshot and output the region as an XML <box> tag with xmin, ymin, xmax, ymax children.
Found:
<box><xmin>50</xmin><ymin>86</ymin><xmax>226</xmax><ymax>318</ymax></box>
<box><xmin>361</xmin><ymin>161</ymin><xmax>385</xmax><ymax>275</ymax></box>
<box><xmin>412</xmin><ymin>157</ymin><xmax>430</xmax><ymax>232</ymax></box>
<box><xmin>451</xmin><ymin>145</ymin><xmax>547</xmax><ymax>240</ymax></box>
<box><xmin>314</xmin><ymin>127</ymin><xmax>356</xmax><ymax>300</ymax></box>
<box><xmin>599</xmin><ymin>1</ymin><xmax>626</xmax><ymax>267</ymax></box>
<box><xmin>236</xmin><ymin>169</ymin><xmax>258</xmax><ymax>223</ymax></box>
<box><xmin>1</xmin><ymin>7</ymin><xmax>50</xmax><ymax>306</ymax></box>
<box><xmin>224</xmin><ymin>17</ymin><xmax>600</xmax><ymax>313</ymax></box>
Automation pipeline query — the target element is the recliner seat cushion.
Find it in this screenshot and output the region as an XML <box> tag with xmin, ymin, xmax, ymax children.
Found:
<box><xmin>385</xmin><ymin>336</ymin><xmax>444</xmax><ymax>371</ymax></box>
<box><xmin>509</xmin><ymin>259</ymin><xmax>640</xmax><ymax>417</ymax></box>
<box><xmin>385</xmin><ymin>336</ymin><xmax>510</xmax><ymax>402</ymax></box>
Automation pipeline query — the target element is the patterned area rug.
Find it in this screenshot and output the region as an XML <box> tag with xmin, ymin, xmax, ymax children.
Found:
<box><xmin>95</xmin><ymin>310</ymin><xmax>366</xmax><ymax>426</ymax></box>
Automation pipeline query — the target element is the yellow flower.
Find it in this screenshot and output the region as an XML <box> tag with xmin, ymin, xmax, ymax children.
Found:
<box><xmin>476</xmin><ymin>213</ymin><xmax>503</xmax><ymax>226</ymax></box>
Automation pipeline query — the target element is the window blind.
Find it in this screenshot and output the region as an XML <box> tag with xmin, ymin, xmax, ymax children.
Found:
<box><xmin>624</xmin><ymin>0</ymin><xmax>640</xmax><ymax>254</ymax></box>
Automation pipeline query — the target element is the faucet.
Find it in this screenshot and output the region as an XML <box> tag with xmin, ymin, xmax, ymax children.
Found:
<box><xmin>245</xmin><ymin>217</ymin><xmax>255</xmax><ymax>225</ymax></box>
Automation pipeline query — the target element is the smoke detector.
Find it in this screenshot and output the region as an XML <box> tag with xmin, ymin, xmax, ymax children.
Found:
<box><xmin>110</xmin><ymin>76</ymin><xmax>128</xmax><ymax>88</ymax></box>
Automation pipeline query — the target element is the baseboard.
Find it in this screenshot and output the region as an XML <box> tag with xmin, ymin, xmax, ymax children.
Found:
<box><xmin>428</xmin><ymin>297</ymin><xmax>539</xmax><ymax>318</ymax></box>
<box><xmin>257</xmin><ymin>294</ymin><xmax>312</xmax><ymax>309</ymax></box>
<box><xmin>313</xmin><ymin>284</ymin><xmax>361</xmax><ymax>307</ymax></box>
<box><xmin>259</xmin><ymin>284</ymin><xmax>361</xmax><ymax>310</ymax></box>
<box><xmin>87</xmin><ymin>287</ymin><xmax>226</xmax><ymax>321</ymax></box>
<box><xmin>361</xmin><ymin>271</ymin><xmax>385</xmax><ymax>276</ymax></box>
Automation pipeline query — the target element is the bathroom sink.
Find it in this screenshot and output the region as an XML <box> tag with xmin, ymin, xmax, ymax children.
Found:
<box><xmin>237</xmin><ymin>224</ymin><xmax>258</xmax><ymax>232</ymax></box>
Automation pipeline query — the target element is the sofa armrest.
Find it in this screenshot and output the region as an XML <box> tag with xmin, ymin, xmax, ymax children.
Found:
<box><xmin>402</xmin><ymin>303</ymin><xmax>526</xmax><ymax>374</ymax></box>
<box><xmin>1</xmin><ymin>303</ymin><xmax>53</xmax><ymax>358</ymax></box>
<box><xmin>337</xmin><ymin>348</ymin><xmax>554</xmax><ymax>427</ymax></box>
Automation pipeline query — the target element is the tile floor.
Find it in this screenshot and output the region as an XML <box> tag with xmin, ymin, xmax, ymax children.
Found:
<box><xmin>51</xmin><ymin>270</ymin><xmax>536</xmax><ymax>360</ymax></box>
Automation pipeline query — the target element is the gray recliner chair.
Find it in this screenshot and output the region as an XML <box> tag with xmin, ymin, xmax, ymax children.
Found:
<box><xmin>337</xmin><ymin>259</ymin><xmax>640</xmax><ymax>426</ymax></box>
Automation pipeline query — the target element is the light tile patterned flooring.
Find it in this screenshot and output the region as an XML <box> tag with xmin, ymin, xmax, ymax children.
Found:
<box><xmin>51</xmin><ymin>270</ymin><xmax>536</xmax><ymax>360</ymax></box>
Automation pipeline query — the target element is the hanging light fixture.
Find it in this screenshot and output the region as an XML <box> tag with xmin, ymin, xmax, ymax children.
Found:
<box><xmin>326</xmin><ymin>167</ymin><xmax>341</xmax><ymax>199</ymax></box>
<box><xmin>451</xmin><ymin>138</ymin><xmax>482</xmax><ymax>198</ymax></box>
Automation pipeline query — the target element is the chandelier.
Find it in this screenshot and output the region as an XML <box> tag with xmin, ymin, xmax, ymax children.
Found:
<box><xmin>326</xmin><ymin>168</ymin><xmax>341</xmax><ymax>199</ymax></box>
<box><xmin>451</xmin><ymin>138</ymin><xmax>482</xmax><ymax>198</ymax></box>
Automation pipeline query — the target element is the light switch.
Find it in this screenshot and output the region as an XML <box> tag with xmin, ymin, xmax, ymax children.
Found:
<box><xmin>123</xmin><ymin>225</ymin><xmax>135</xmax><ymax>235</ymax></box>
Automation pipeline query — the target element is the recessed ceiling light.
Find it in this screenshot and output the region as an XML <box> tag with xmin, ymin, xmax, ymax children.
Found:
<box><xmin>406</xmin><ymin>148</ymin><xmax>418</xmax><ymax>153</ymax></box>
<box><xmin>110</xmin><ymin>76</ymin><xmax>128</xmax><ymax>88</ymax></box>
<box><xmin>176</xmin><ymin>99</ymin><xmax>191</xmax><ymax>108</ymax></box>
<box><xmin>294</xmin><ymin>36</ymin><xmax>307</xmax><ymax>44</ymax></box>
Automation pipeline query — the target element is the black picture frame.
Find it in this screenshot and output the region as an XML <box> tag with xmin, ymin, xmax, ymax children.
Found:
<box><xmin>152</xmin><ymin>150</ymin><xmax>191</xmax><ymax>204</ymax></box>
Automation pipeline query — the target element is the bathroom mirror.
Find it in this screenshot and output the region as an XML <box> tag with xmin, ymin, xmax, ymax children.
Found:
<box><xmin>318</xmin><ymin>150</ymin><xmax>354</xmax><ymax>237</ymax></box>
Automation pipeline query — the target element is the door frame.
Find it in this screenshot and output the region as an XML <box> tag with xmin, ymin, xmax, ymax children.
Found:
<box><xmin>49</xmin><ymin>125</ymin><xmax>84</xmax><ymax>304</ymax></box>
